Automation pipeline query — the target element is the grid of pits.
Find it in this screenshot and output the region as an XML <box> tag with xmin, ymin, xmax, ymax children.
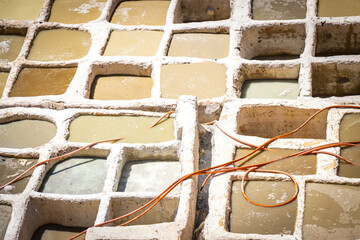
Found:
<box><xmin>0</xmin><ymin>101</ymin><xmax>198</xmax><ymax>239</ymax></box>
<box><xmin>0</xmin><ymin>0</ymin><xmax>360</xmax><ymax>239</ymax></box>
<box><xmin>0</xmin><ymin>0</ymin><xmax>359</xmax><ymax>109</ymax></box>
<box><xmin>204</xmin><ymin>102</ymin><xmax>360</xmax><ymax>239</ymax></box>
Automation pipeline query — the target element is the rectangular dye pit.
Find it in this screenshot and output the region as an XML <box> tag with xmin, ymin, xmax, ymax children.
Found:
<box><xmin>32</xmin><ymin>224</ymin><xmax>85</xmax><ymax>240</ymax></box>
<box><xmin>68</xmin><ymin>115</ymin><xmax>175</xmax><ymax>143</ymax></box>
<box><xmin>103</xmin><ymin>30</ymin><xmax>163</xmax><ymax>56</ymax></box>
<box><xmin>38</xmin><ymin>157</ymin><xmax>107</xmax><ymax>195</ymax></box>
<box><xmin>177</xmin><ymin>0</ymin><xmax>230</xmax><ymax>23</ymax></box>
<box><xmin>107</xmin><ymin>197</ymin><xmax>179</xmax><ymax>226</ymax></box>
<box><xmin>317</xmin><ymin>0</ymin><xmax>360</xmax><ymax>17</ymax></box>
<box><xmin>303</xmin><ymin>183</ymin><xmax>360</xmax><ymax>239</ymax></box>
<box><xmin>230</xmin><ymin>181</ymin><xmax>297</xmax><ymax>235</ymax></box>
<box><xmin>0</xmin><ymin>72</ymin><xmax>9</xmax><ymax>97</ymax></box>
<box><xmin>110</xmin><ymin>1</ymin><xmax>170</xmax><ymax>26</ymax></box>
<box><xmin>27</xmin><ymin>29</ymin><xmax>91</xmax><ymax>61</ymax></box>
<box><xmin>240</xmin><ymin>79</ymin><xmax>299</xmax><ymax>99</ymax></box>
<box><xmin>240</xmin><ymin>24</ymin><xmax>305</xmax><ymax>60</ymax></box>
<box><xmin>167</xmin><ymin>33</ymin><xmax>229</xmax><ymax>59</ymax></box>
<box><xmin>20</xmin><ymin>197</ymin><xmax>99</xmax><ymax>240</ymax></box>
<box><xmin>0</xmin><ymin>156</ymin><xmax>36</xmax><ymax>194</ymax></box>
<box><xmin>0</xmin><ymin>0</ymin><xmax>44</xmax><ymax>20</ymax></box>
<box><xmin>312</xmin><ymin>63</ymin><xmax>360</xmax><ymax>97</ymax></box>
<box><xmin>0</xmin><ymin>204</ymin><xmax>12</xmax><ymax>239</ymax></box>
<box><xmin>118</xmin><ymin>160</ymin><xmax>181</xmax><ymax>193</ymax></box>
<box><xmin>90</xmin><ymin>75</ymin><xmax>153</xmax><ymax>100</ymax></box>
<box><xmin>160</xmin><ymin>62</ymin><xmax>226</xmax><ymax>99</ymax></box>
<box><xmin>339</xmin><ymin>113</ymin><xmax>360</xmax><ymax>178</ymax></box>
<box><xmin>237</xmin><ymin>106</ymin><xmax>328</xmax><ymax>139</ymax></box>
<box><xmin>9</xmin><ymin>67</ymin><xmax>77</xmax><ymax>97</ymax></box>
<box><xmin>0</xmin><ymin>119</ymin><xmax>57</xmax><ymax>148</ymax></box>
<box><xmin>234</xmin><ymin>149</ymin><xmax>317</xmax><ymax>175</ymax></box>
<box><xmin>48</xmin><ymin>0</ymin><xmax>106</xmax><ymax>24</ymax></box>
<box><xmin>252</xmin><ymin>0</ymin><xmax>306</xmax><ymax>20</ymax></box>
<box><xmin>316</xmin><ymin>24</ymin><xmax>360</xmax><ymax>56</ymax></box>
<box><xmin>0</xmin><ymin>35</ymin><xmax>25</xmax><ymax>62</ymax></box>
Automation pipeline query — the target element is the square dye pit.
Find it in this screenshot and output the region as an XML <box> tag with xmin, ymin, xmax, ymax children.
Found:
<box><xmin>303</xmin><ymin>183</ymin><xmax>360</xmax><ymax>239</ymax></box>
<box><xmin>0</xmin><ymin>35</ymin><xmax>25</xmax><ymax>62</ymax></box>
<box><xmin>312</xmin><ymin>63</ymin><xmax>360</xmax><ymax>97</ymax></box>
<box><xmin>90</xmin><ymin>75</ymin><xmax>153</xmax><ymax>100</ymax></box>
<box><xmin>32</xmin><ymin>224</ymin><xmax>85</xmax><ymax>240</ymax></box>
<box><xmin>103</xmin><ymin>30</ymin><xmax>163</xmax><ymax>56</ymax></box>
<box><xmin>0</xmin><ymin>156</ymin><xmax>36</xmax><ymax>194</ymax></box>
<box><xmin>118</xmin><ymin>160</ymin><xmax>181</xmax><ymax>193</ymax></box>
<box><xmin>317</xmin><ymin>0</ymin><xmax>360</xmax><ymax>17</ymax></box>
<box><xmin>160</xmin><ymin>62</ymin><xmax>227</xmax><ymax>99</ymax></box>
<box><xmin>68</xmin><ymin>115</ymin><xmax>175</xmax><ymax>143</ymax></box>
<box><xmin>48</xmin><ymin>0</ymin><xmax>106</xmax><ymax>24</ymax></box>
<box><xmin>39</xmin><ymin>157</ymin><xmax>107</xmax><ymax>195</ymax></box>
<box><xmin>338</xmin><ymin>113</ymin><xmax>360</xmax><ymax>178</ymax></box>
<box><xmin>110</xmin><ymin>1</ymin><xmax>170</xmax><ymax>25</ymax></box>
<box><xmin>252</xmin><ymin>0</ymin><xmax>306</xmax><ymax>20</ymax></box>
<box><xmin>178</xmin><ymin>0</ymin><xmax>230</xmax><ymax>23</ymax></box>
<box><xmin>240</xmin><ymin>24</ymin><xmax>306</xmax><ymax>60</ymax></box>
<box><xmin>167</xmin><ymin>33</ymin><xmax>229</xmax><ymax>59</ymax></box>
<box><xmin>237</xmin><ymin>106</ymin><xmax>328</xmax><ymax>139</ymax></box>
<box><xmin>316</xmin><ymin>24</ymin><xmax>360</xmax><ymax>57</ymax></box>
<box><xmin>27</xmin><ymin>29</ymin><xmax>91</xmax><ymax>61</ymax></box>
<box><xmin>9</xmin><ymin>67</ymin><xmax>77</xmax><ymax>97</ymax></box>
<box><xmin>234</xmin><ymin>149</ymin><xmax>317</xmax><ymax>175</ymax></box>
<box><xmin>230</xmin><ymin>181</ymin><xmax>297</xmax><ymax>235</ymax></box>
<box><xmin>240</xmin><ymin>79</ymin><xmax>299</xmax><ymax>99</ymax></box>
<box><xmin>0</xmin><ymin>0</ymin><xmax>44</xmax><ymax>20</ymax></box>
<box><xmin>108</xmin><ymin>197</ymin><xmax>179</xmax><ymax>226</ymax></box>
<box><xmin>0</xmin><ymin>204</ymin><xmax>12</xmax><ymax>239</ymax></box>
<box><xmin>0</xmin><ymin>119</ymin><xmax>57</xmax><ymax>148</ymax></box>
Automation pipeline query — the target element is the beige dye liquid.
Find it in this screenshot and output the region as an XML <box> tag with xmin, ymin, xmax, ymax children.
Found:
<box><xmin>241</xmin><ymin>79</ymin><xmax>299</xmax><ymax>99</ymax></box>
<box><xmin>160</xmin><ymin>62</ymin><xmax>226</xmax><ymax>99</ymax></box>
<box><xmin>118</xmin><ymin>160</ymin><xmax>181</xmax><ymax>193</ymax></box>
<box><xmin>90</xmin><ymin>75</ymin><xmax>152</xmax><ymax>100</ymax></box>
<box><xmin>231</xmin><ymin>181</ymin><xmax>297</xmax><ymax>234</ymax></box>
<box><xmin>235</xmin><ymin>149</ymin><xmax>317</xmax><ymax>175</ymax></box>
<box><xmin>0</xmin><ymin>72</ymin><xmax>9</xmax><ymax>97</ymax></box>
<box><xmin>0</xmin><ymin>157</ymin><xmax>36</xmax><ymax>194</ymax></box>
<box><xmin>339</xmin><ymin>113</ymin><xmax>360</xmax><ymax>178</ymax></box>
<box><xmin>252</xmin><ymin>0</ymin><xmax>306</xmax><ymax>20</ymax></box>
<box><xmin>48</xmin><ymin>0</ymin><xmax>106</xmax><ymax>24</ymax></box>
<box><xmin>103</xmin><ymin>30</ymin><xmax>163</xmax><ymax>56</ymax></box>
<box><xmin>0</xmin><ymin>205</ymin><xmax>12</xmax><ymax>239</ymax></box>
<box><xmin>318</xmin><ymin>0</ymin><xmax>360</xmax><ymax>17</ymax></box>
<box><xmin>0</xmin><ymin>119</ymin><xmax>57</xmax><ymax>148</ymax></box>
<box><xmin>27</xmin><ymin>29</ymin><xmax>91</xmax><ymax>61</ymax></box>
<box><xmin>32</xmin><ymin>224</ymin><xmax>85</xmax><ymax>240</ymax></box>
<box><xmin>68</xmin><ymin>115</ymin><xmax>175</xmax><ymax>143</ymax></box>
<box><xmin>110</xmin><ymin>1</ymin><xmax>170</xmax><ymax>25</ymax></box>
<box><xmin>0</xmin><ymin>35</ymin><xmax>25</xmax><ymax>62</ymax></box>
<box><xmin>9</xmin><ymin>67</ymin><xmax>77</xmax><ymax>97</ymax></box>
<box><xmin>167</xmin><ymin>33</ymin><xmax>229</xmax><ymax>59</ymax></box>
<box><xmin>39</xmin><ymin>157</ymin><xmax>107</xmax><ymax>194</ymax></box>
<box><xmin>0</xmin><ymin>0</ymin><xmax>44</xmax><ymax>20</ymax></box>
<box><xmin>303</xmin><ymin>183</ymin><xmax>360</xmax><ymax>239</ymax></box>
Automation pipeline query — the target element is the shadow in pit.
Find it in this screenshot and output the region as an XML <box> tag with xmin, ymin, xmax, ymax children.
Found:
<box><xmin>193</xmin><ymin>125</ymin><xmax>214</xmax><ymax>240</ymax></box>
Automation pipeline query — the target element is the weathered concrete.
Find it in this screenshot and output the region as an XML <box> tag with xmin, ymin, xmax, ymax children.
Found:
<box><xmin>0</xmin><ymin>0</ymin><xmax>360</xmax><ymax>239</ymax></box>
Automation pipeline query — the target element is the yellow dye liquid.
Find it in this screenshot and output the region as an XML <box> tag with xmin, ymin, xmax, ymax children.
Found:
<box><xmin>110</xmin><ymin>1</ymin><xmax>170</xmax><ymax>25</ymax></box>
<box><xmin>27</xmin><ymin>29</ymin><xmax>91</xmax><ymax>61</ymax></box>
<box><xmin>68</xmin><ymin>115</ymin><xmax>175</xmax><ymax>143</ymax></box>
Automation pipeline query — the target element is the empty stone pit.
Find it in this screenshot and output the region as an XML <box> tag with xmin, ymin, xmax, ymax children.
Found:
<box><xmin>237</xmin><ymin>106</ymin><xmax>328</xmax><ymax>139</ymax></box>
